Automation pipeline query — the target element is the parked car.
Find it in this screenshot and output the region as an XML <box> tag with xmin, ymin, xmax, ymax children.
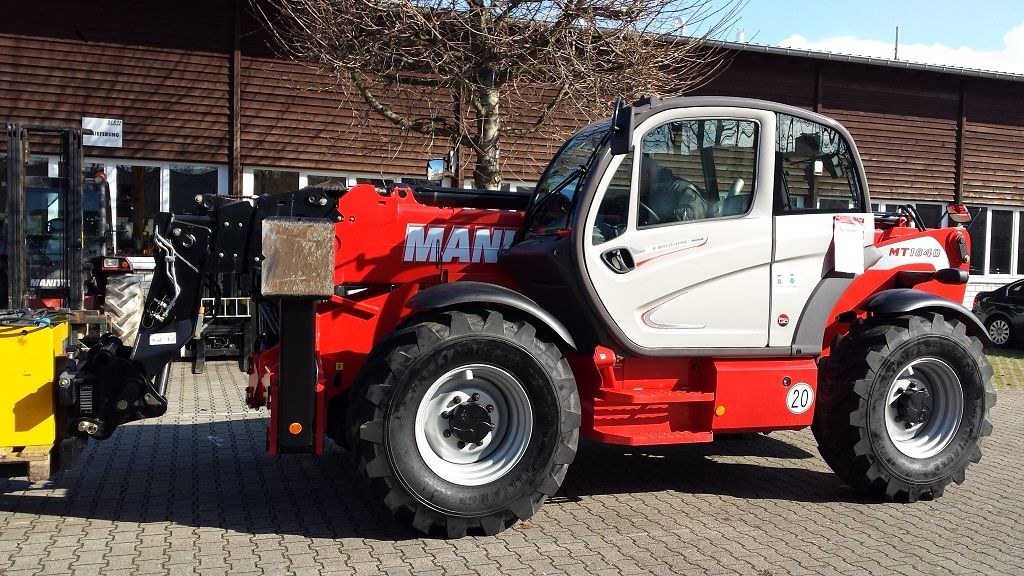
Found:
<box><xmin>972</xmin><ymin>279</ymin><xmax>1024</xmax><ymax>347</ymax></box>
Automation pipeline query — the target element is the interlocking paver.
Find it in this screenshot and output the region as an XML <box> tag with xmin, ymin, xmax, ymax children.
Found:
<box><xmin>2</xmin><ymin>357</ymin><xmax>1023</xmax><ymax>575</ymax></box>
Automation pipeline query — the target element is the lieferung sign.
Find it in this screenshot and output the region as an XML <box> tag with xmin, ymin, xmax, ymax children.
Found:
<box><xmin>82</xmin><ymin>117</ymin><xmax>123</xmax><ymax>148</ymax></box>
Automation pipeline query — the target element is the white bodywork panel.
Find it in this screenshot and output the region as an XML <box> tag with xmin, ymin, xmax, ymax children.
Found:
<box><xmin>583</xmin><ymin>107</ymin><xmax>777</xmax><ymax>349</ymax></box>
<box><xmin>768</xmin><ymin>213</ymin><xmax>874</xmax><ymax>346</ymax></box>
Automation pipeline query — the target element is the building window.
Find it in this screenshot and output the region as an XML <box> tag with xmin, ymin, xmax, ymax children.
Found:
<box><xmin>989</xmin><ymin>210</ymin><xmax>1013</xmax><ymax>275</ymax></box>
<box><xmin>115</xmin><ymin>165</ymin><xmax>160</xmax><ymax>255</ymax></box>
<box><xmin>306</xmin><ymin>174</ymin><xmax>348</xmax><ymax>190</ymax></box>
<box><xmin>170</xmin><ymin>164</ymin><xmax>219</xmax><ymax>213</ymax></box>
<box><xmin>915</xmin><ymin>203</ymin><xmax>943</xmax><ymax>228</ymax></box>
<box><xmin>254</xmin><ymin>169</ymin><xmax>299</xmax><ymax>195</ymax></box>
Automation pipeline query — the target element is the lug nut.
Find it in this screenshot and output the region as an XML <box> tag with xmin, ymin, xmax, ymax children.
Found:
<box><xmin>172</xmin><ymin>228</ymin><xmax>182</xmax><ymax>236</ymax></box>
<box><xmin>116</xmin><ymin>400</ymin><xmax>128</xmax><ymax>411</ymax></box>
<box><xmin>457</xmin><ymin>441</ymin><xmax>465</xmax><ymax>449</ymax></box>
<box><xmin>59</xmin><ymin>378</ymin><xmax>71</xmax><ymax>388</ymax></box>
<box><xmin>195</xmin><ymin>194</ymin><xmax>203</xmax><ymax>203</ymax></box>
<box><xmin>486</xmin><ymin>405</ymin><xmax>494</xmax><ymax>413</ymax></box>
<box><xmin>471</xmin><ymin>393</ymin><xmax>480</xmax><ymax>402</ymax></box>
<box><xmin>453</xmin><ymin>396</ymin><xmax>461</xmax><ymax>404</ymax></box>
<box><xmin>318</xmin><ymin>197</ymin><xmax>328</xmax><ymax>206</ymax></box>
<box><xmin>441</xmin><ymin>411</ymin><xmax>449</xmax><ymax>419</ymax></box>
<box><xmin>443</xmin><ymin>430</ymin><xmax>451</xmax><ymax>438</ymax></box>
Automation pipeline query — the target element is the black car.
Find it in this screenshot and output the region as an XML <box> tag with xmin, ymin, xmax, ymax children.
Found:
<box><xmin>972</xmin><ymin>279</ymin><xmax>1024</xmax><ymax>347</ymax></box>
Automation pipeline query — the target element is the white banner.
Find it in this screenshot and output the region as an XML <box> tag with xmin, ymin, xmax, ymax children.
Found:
<box><xmin>82</xmin><ymin>117</ymin><xmax>123</xmax><ymax>147</ymax></box>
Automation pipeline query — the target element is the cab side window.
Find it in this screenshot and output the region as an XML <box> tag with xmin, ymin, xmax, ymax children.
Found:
<box><xmin>637</xmin><ymin>119</ymin><xmax>758</xmax><ymax>228</ymax></box>
<box><xmin>775</xmin><ymin>113</ymin><xmax>865</xmax><ymax>213</ymax></box>
<box><xmin>593</xmin><ymin>155</ymin><xmax>633</xmax><ymax>245</ymax></box>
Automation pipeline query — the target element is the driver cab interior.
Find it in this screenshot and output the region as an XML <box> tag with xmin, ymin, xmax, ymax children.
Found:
<box><xmin>593</xmin><ymin>117</ymin><xmax>758</xmax><ymax>245</ymax></box>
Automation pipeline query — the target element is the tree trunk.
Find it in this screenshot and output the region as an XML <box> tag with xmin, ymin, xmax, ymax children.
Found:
<box><xmin>473</xmin><ymin>84</ymin><xmax>501</xmax><ymax>190</ymax></box>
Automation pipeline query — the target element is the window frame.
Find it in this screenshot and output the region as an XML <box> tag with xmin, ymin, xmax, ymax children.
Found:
<box><xmin>633</xmin><ymin>116</ymin><xmax>762</xmax><ymax>232</ymax></box>
<box><xmin>774</xmin><ymin>113</ymin><xmax>867</xmax><ymax>215</ymax></box>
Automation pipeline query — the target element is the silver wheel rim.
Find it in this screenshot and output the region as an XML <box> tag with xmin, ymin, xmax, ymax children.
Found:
<box><xmin>988</xmin><ymin>319</ymin><xmax>1011</xmax><ymax>345</ymax></box>
<box><xmin>884</xmin><ymin>357</ymin><xmax>964</xmax><ymax>459</ymax></box>
<box><xmin>414</xmin><ymin>364</ymin><xmax>533</xmax><ymax>486</ymax></box>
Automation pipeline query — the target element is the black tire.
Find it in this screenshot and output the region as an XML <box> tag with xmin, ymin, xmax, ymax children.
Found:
<box><xmin>346</xmin><ymin>309</ymin><xmax>580</xmax><ymax>537</ymax></box>
<box><xmin>984</xmin><ymin>315</ymin><xmax>1015</xmax><ymax>347</ymax></box>
<box><xmin>814</xmin><ymin>313</ymin><xmax>996</xmax><ymax>502</ymax></box>
<box><xmin>105</xmin><ymin>273</ymin><xmax>147</xmax><ymax>345</ymax></box>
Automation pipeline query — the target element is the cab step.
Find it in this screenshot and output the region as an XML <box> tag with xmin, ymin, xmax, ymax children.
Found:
<box><xmin>595</xmin><ymin>389</ymin><xmax>714</xmax><ymax>404</ymax></box>
<box><xmin>585</xmin><ymin>429</ymin><xmax>714</xmax><ymax>446</ymax></box>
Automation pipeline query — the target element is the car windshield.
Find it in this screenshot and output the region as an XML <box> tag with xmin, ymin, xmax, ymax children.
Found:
<box><xmin>522</xmin><ymin>121</ymin><xmax>610</xmax><ymax>237</ymax></box>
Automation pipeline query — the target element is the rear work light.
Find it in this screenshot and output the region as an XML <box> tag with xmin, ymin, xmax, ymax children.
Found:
<box><xmin>947</xmin><ymin>203</ymin><xmax>971</xmax><ymax>224</ymax></box>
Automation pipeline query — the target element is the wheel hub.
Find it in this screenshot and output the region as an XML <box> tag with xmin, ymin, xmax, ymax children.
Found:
<box><xmin>448</xmin><ymin>401</ymin><xmax>495</xmax><ymax>444</ymax></box>
<box><xmin>883</xmin><ymin>358</ymin><xmax>964</xmax><ymax>459</ymax></box>
<box><xmin>414</xmin><ymin>364</ymin><xmax>534</xmax><ymax>486</ymax></box>
<box><xmin>894</xmin><ymin>384</ymin><xmax>933</xmax><ymax>427</ymax></box>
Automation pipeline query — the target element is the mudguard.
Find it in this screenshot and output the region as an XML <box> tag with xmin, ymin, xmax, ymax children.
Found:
<box><xmin>865</xmin><ymin>288</ymin><xmax>991</xmax><ymax>346</ymax></box>
<box><xmin>406</xmin><ymin>281</ymin><xmax>577</xmax><ymax>350</ymax></box>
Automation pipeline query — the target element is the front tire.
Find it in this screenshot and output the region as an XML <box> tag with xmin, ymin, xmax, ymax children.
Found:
<box><xmin>348</xmin><ymin>309</ymin><xmax>580</xmax><ymax>537</ymax></box>
<box><xmin>814</xmin><ymin>313</ymin><xmax>996</xmax><ymax>502</ymax></box>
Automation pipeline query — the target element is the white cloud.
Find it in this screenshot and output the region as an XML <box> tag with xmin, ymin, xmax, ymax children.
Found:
<box><xmin>778</xmin><ymin>20</ymin><xmax>1024</xmax><ymax>75</ymax></box>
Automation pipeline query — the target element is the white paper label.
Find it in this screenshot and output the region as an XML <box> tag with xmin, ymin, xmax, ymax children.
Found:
<box><xmin>149</xmin><ymin>332</ymin><xmax>177</xmax><ymax>346</ymax></box>
<box><xmin>833</xmin><ymin>216</ymin><xmax>865</xmax><ymax>274</ymax></box>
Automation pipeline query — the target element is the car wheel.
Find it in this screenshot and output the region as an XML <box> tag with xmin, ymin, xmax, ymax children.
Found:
<box><xmin>985</xmin><ymin>316</ymin><xmax>1014</xmax><ymax>347</ymax></box>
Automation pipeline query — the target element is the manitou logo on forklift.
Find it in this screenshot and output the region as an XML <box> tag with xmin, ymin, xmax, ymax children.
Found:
<box><xmin>40</xmin><ymin>96</ymin><xmax>995</xmax><ymax>538</ymax></box>
<box><xmin>403</xmin><ymin>224</ymin><xmax>516</xmax><ymax>263</ymax></box>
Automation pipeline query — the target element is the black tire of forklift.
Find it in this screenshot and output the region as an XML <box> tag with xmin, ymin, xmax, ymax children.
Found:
<box><xmin>346</xmin><ymin>309</ymin><xmax>580</xmax><ymax>537</ymax></box>
<box><xmin>813</xmin><ymin>313</ymin><xmax>996</xmax><ymax>502</ymax></box>
<box><xmin>105</xmin><ymin>273</ymin><xmax>148</xmax><ymax>346</ymax></box>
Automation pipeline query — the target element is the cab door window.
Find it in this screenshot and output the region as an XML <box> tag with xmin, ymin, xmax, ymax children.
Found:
<box><xmin>775</xmin><ymin>114</ymin><xmax>865</xmax><ymax>213</ymax></box>
<box><xmin>636</xmin><ymin>119</ymin><xmax>758</xmax><ymax>228</ymax></box>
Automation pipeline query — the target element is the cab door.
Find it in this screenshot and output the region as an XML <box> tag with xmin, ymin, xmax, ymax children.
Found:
<box><xmin>582</xmin><ymin>107</ymin><xmax>777</xmax><ymax>350</ymax></box>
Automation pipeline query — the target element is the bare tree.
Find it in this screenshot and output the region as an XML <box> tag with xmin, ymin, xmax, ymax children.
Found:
<box><xmin>257</xmin><ymin>0</ymin><xmax>741</xmax><ymax>189</ymax></box>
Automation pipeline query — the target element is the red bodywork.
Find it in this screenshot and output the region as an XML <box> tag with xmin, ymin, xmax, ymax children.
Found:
<box><xmin>249</xmin><ymin>186</ymin><xmax>972</xmax><ymax>451</ymax></box>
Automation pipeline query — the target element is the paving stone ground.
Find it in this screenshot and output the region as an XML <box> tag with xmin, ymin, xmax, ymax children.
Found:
<box><xmin>2</xmin><ymin>353</ymin><xmax>1023</xmax><ymax>576</ymax></box>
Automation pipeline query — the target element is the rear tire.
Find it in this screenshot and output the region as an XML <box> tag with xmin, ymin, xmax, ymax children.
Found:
<box><xmin>347</xmin><ymin>309</ymin><xmax>580</xmax><ymax>537</ymax></box>
<box><xmin>985</xmin><ymin>315</ymin><xmax>1014</xmax><ymax>347</ymax></box>
<box><xmin>105</xmin><ymin>274</ymin><xmax>146</xmax><ymax>346</ymax></box>
<box><xmin>814</xmin><ymin>313</ymin><xmax>995</xmax><ymax>502</ymax></box>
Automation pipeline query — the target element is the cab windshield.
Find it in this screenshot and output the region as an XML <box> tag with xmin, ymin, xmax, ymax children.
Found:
<box><xmin>522</xmin><ymin>121</ymin><xmax>610</xmax><ymax>237</ymax></box>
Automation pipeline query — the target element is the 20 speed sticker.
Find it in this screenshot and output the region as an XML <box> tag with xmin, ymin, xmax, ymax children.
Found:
<box><xmin>786</xmin><ymin>383</ymin><xmax>814</xmax><ymax>414</ymax></box>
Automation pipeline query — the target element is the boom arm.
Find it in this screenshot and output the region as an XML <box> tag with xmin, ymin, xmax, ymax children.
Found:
<box><xmin>59</xmin><ymin>188</ymin><xmax>340</xmax><ymax>440</ymax></box>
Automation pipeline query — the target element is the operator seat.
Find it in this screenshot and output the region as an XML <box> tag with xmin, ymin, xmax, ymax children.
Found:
<box><xmin>718</xmin><ymin>178</ymin><xmax>750</xmax><ymax>216</ymax></box>
<box><xmin>640</xmin><ymin>157</ymin><xmax>707</xmax><ymax>222</ymax></box>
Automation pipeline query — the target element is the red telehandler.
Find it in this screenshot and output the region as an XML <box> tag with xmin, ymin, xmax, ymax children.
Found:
<box><xmin>48</xmin><ymin>97</ymin><xmax>994</xmax><ymax>537</ymax></box>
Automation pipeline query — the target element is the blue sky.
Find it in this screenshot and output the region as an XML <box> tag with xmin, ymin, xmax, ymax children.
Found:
<box><xmin>722</xmin><ymin>0</ymin><xmax>1024</xmax><ymax>73</ymax></box>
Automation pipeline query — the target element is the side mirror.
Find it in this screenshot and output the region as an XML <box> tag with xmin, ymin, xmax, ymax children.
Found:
<box><xmin>609</xmin><ymin>97</ymin><xmax>633</xmax><ymax>156</ymax></box>
<box><xmin>426</xmin><ymin>158</ymin><xmax>445</xmax><ymax>183</ymax></box>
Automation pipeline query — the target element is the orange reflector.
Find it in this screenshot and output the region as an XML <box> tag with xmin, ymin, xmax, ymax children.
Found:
<box><xmin>288</xmin><ymin>422</ymin><xmax>303</xmax><ymax>435</ymax></box>
<box><xmin>715</xmin><ymin>405</ymin><xmax>726</xmax><ymax>417</ymax></box>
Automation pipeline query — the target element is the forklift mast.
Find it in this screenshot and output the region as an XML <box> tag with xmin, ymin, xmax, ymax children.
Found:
<box><xmin>3</xmin><ymin>124</ymin><xmax>86</xmax><ymax>310</ymax></box>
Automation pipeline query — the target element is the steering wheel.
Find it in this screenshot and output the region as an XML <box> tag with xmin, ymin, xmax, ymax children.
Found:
<box><xmin>638</xmin><ymin>201</ymin><xmax>659</xmax><ymax>226</ymax></box>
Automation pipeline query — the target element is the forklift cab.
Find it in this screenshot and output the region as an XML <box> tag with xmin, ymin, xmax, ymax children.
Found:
<box><xmin>504</xmin><ymin>96</ymin><xmax>872</xmax><ymax>356</ymax></box>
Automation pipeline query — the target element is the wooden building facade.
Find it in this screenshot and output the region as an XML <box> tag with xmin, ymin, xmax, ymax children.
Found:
<box><xmin>2</xmin><ymin>1</ymin><xmax>1023</xmax><ymax>299</ymax></box>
